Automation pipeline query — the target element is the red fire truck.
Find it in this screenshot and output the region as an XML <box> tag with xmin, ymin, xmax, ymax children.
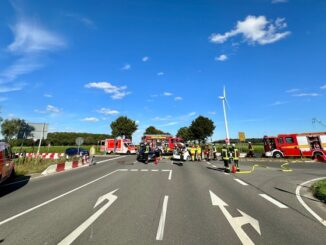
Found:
<box><xmin>0</xmin><ymin>142</ymin><xmax>15</xmax><ymax>184</ymax></box>
<box><xmin>100</xmin><ymin>138</ymin><xmax>136</xmax><ymax>154</ymax></box>
<box><xmin>263</xmin><ymin>132</ymin><xmax>326</xmax><ymax>159</ymax></box>
<box><xmin>141</xmin><ymin>134</ymin><xmax>183</xmax><ymax>154</ymax></box>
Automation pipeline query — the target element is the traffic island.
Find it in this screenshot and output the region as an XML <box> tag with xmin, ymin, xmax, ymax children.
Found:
<box><xmin>311</xmin><ymin>179</ymin><xmax>326</xmax><ymax>203</ymax></box>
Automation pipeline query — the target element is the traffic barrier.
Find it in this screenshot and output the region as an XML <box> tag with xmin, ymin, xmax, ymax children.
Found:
<box><xmin>19</xmin><ymin>153</ymin><xmax>65</xmax><ymax>159</ymax></box>
<box><xmin>41</xmin><ymin>160</ymin><xmax>87</xmax><ymax>175</ymax></box>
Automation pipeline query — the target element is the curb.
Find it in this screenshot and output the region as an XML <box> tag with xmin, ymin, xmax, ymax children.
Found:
<box><xmin>41</xmin><ymin>160</ymin><xmax>88</xmax><ymax>175</ymax></box>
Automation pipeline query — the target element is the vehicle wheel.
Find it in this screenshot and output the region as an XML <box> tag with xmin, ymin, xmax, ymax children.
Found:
<box><xmin>126</xmin><ymin>151</ymin><xmax>130</xmax><ymax>155</ymax></box>
<box><xmin>273</xmin><ymin>152</ymin><xmax>283</xmax><ymax>158</ymax></box>
<box><xmin>187</xmin><ymin>156</ymin><xmax>191</xmax><ymax>161</ymax></box>
<box><xmin>313</xmin><ymin>152</ymin><xmax>322</xmax><ymax>160</ymax></box>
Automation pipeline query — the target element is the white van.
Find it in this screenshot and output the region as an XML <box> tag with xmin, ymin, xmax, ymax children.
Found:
<box><xmin>0</xmin><ymin>142</ymin><xmax>15</xmax><ymax>184</ymax></box>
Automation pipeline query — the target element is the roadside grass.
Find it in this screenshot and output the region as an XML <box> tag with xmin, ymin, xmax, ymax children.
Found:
<box><xmin>14</xmin><ymin>157</ymin><xmax>66</xmax><ymax>176</ymax></box>
<box><xmin>311</xmin><ymin>179</ymin><xmax>326</xmax><ymax>203</ymax></box>
<box><xmin>12</xmin><ymin>145</ymin><xmax>102</xmax><ymax>154</ymax></box>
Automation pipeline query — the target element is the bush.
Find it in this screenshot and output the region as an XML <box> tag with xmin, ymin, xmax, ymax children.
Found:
<box><xmin>311</xmin><ymin>179</ymin><xmax>326</xmax><ymax>203</ymax></box>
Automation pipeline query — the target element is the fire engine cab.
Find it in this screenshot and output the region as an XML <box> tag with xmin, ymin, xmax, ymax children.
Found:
<box><xmin>0</xmin><ymin>142</ymin><xmax>15</xmax><ymax>184</ymax></box>
<box><xmin>263</xmin><ymin>132</ymin><xmax>326</xmax><ymax>159</ymax></box>
<box><xmin>141</xmin><ymin>134</ymin><xmax>183</xmax><ymax>154</ymax></box>
<box><xmin>100</xmin><ymin>138</ymin><xmax>136</xmax><ymax>155</ymax></box>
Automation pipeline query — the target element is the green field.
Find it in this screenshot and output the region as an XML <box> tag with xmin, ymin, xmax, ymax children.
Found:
<box><xmin>12</xmin><ymin>145</ymin><xmax>102</xmax><ymax>154</ymax></box>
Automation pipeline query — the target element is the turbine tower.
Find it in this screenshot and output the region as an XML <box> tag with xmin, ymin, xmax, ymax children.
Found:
<box><xmin>219</xmin><ymin>86</ymin><xmax>230</xmax><ymax>145</ymax></box>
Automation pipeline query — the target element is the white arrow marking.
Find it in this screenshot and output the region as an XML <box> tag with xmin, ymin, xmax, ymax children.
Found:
<box><xmin>58</xmin><ymin>189</ymin><xmax>119</xmax><ymax>245</ymax></box>
<box><xmin>209</xmin><ymin>190</ymin><xmax>261</xmax><ymax>245</ymax></box>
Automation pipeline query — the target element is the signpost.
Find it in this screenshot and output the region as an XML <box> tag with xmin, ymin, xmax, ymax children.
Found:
<box><xmin>75</xmin><ymin>137</ymin><xmax>84</xmax><ymax>154</ymax></box>
<box><xmin>238</xmin><ymin>132</ymin><xmax>246</xmax><ymax>153</ymax></box>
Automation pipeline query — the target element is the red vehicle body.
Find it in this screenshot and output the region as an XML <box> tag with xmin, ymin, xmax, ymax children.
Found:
<box><xmin>141</xmin><ymin>134</ymin><xmax>183</xmax><ymax>153</ymax></box>
<box><xmin>100</xmin><ymin>138</ymin><xmax>136</xmax><ymax>154</ymax></box>
<box><xmin>263</xmin><ymin>132</ymin><xmax>326</xmax><ymax>159</ymax></box>
<box><xmin>0</xmin><ymin>142</ymin><xmax>15</xmax><ymax>184</ymax></box>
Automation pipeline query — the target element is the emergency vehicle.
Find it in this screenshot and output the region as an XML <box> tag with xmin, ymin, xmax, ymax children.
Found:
<box><xmin>0</xmin><ymin>142</ymin><xmax>15</xmax><ymax>184</ymax></box>
<box><xmin>141</xmin><ymin>134</ymin><xmax>183</xmax><ymax>154</ymax></box>
<box><xmin>263</xmin><ymin>132</ymin><xmax>326</xmax><ymax>159</ymax></box>
<box><xmin>100</xmin><ymin>138</ymin><xmax>136</xmax><ymax>154</ymax></box>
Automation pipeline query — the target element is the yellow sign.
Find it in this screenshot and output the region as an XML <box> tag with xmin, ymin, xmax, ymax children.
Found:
<box><xmin>238</xmin><ymin>132</ymin><xmax>245</xmax><ymax>142</ymax></box>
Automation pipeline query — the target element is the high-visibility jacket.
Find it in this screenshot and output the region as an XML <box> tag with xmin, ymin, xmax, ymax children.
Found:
<box><xmin>197</xmin><ymin>147</ymin><xmax>202</xmax><ymax>154</ymax></box>
<box><xmin>190</xmin><ymin>147</ymin><xmax>196</xmax><ymax>154</ymax></box>
<box><xmin>145</xmin><ymin>145</ymin><xmax>150</xmax><ymax>153</ymax></box>
<box><xmin>221</xmin><ymin>148</ymin><xmax>229</xmax><ymax>160</ymax></box>
<box><xmin>233</xmin><ymin>148</ymin><xmax>239</xmax><ymax>160</ymax></box>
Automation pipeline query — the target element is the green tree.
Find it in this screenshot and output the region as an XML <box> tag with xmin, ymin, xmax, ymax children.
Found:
<box><xmin>1</xmin><ymin>119</ymin><xmax>34</xmax><ymax>142</ymax></box>
<box><xmin>144</xmin><ymin>126</ymin><xmax>166</xmax><ymax>135</ymax></box>
<box><xmin>110</xmin><ymin>116</ymin><xmax>138</xmax><ymax>139</ymax></box>
<box><xmin>176</xmin><ymin>127</ymin><xmax>192</xmax><ymax>142</ymax></box>
<box><xmin>189</xmin><ymin>116</ymin><xmax>215</xmax><ymax>143</ymax></box>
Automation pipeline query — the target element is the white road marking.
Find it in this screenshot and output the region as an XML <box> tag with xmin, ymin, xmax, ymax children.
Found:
<box><xmin>58</xmin><ymin>189</ymin><xmax>118</xmax><ymax>245</ymax></box>
<box><xmin>133</xmin><ymin>161</ymin><xmax>138</xmax><ymax>164</ymax></box>
<box><xmin>117</xmin><ymin>169</ymin><xmax>128</xmax><ymax>172</ymax></box>
<box><xmin>234</xmin><ymin>179</ymin><xmax>248</xmax><ymax>186</ymax></box>
<box><xmin>259</xmin><ymin>194</ymin><xmax>288</xmax><ymax>208</ymax></box>
<box><xmin>151</xmin><ymin>169</ymin><xmax>159</xmax><ymax>172</ymax></box>
<box><xmin>224</xmin><ymin>172</ymin><xmax>230</xmax><ymax>175</ymax></box>
<box><xmin>295</xmin><ymin>177</ymin><xmax>326</xmax><ymax>226</ymax></box>
<box><xmin>130</xmin><ymin>169</ymin><xmax>138</xmax><ymax>172</ymax></box>
<box><xmin>161</xmin><ymin>170</ymin><xmax>172</xmax><ymax>180</ymax></box>
<box><xmin>209</xmin><ymin>190</ymin><xmax>261</xmax><ymax>245</ymax></box>
<box><xmin>207</xmin><ymin>162</ymin><xmax>212</xmax><ymax>165</ymax></box>
<box><xmin>141</xmin><ymin>169</ymin><xmax>149</xmax><ymax>172</ymax></box>
<box><xmin>0</xmin><ymin>169</ymin><xmax>121</xmax><ymax>227</ymax></box>
<box><xmin>156</xmin><ymin>195</ymin><xmax>169</xmax><ymax>240</ymax></box>
<box><xmin>212</xmin><ymin>164</ymin><xmax>217</xmax><ymax>168</ymax></box>
<box><xmin>95</xmin><ymin>156</ymin><xmax>126</xmax><ymax>164</ymax></box>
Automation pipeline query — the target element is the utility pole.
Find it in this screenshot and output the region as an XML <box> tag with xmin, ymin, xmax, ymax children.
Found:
<box><xmin>219</xmin><ymin>87</ymin><xmax>230</xmax><ymax>145</ymax></box>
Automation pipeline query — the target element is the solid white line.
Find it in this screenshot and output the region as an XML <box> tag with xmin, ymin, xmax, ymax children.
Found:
<box><xmin>0</xmin><ymin>169</ymin><xmax>121</xmax><ymax>227</ymax></box>
<box><xmin>234</xmin><ymin>179</ymin><xmax>248</xmax><ymax>186</ymax></box>
<box><xmin>212</xmin><ymin>165</ymin><xmax>217</xmax><ymax>168</ymax></box>
<box><xmin>117</xmin><ymin>169</ymin><xmax>128</xmax><ymax>171</ymax></box>
<box><xmin>161</xmin><ymin>170</ymin><xmax>170</xmax><ymax>172</ymax></box>
<box><xmin>141</xmin><ymin>169</ymin><xmax>148</xmax><ymax>172</ymax></box>
<box><xmin>156</xmin><ymin>195</ymin><xmax>169</xmax><ymax>240</ymax></box>
<box><xmin>96</xmin><ymin>156</ymin><xmax>126</xmax><ymax>164</ymax></box>
<box><xmin>130</xmin><ymin>169</ymin><xmax>138</xmax><ymax>172</ymax></box>
<box><xmin>168</xmin><ymin>170</ymin><xmax>172</xmax><ymax>180</ymax></box>
<box><xmin>207</xmin><ymin>162</ymin><xmax>212</xmax><ymax>165</ymax></box>
<box><xmin>259</xmin><ymin>194</ymin><xmax>288</xmax><ymax>209</ymax></box>
<box><xmin>151</xmin><ymin>169</ymin><xmax>159</xmax><ymax>172</ymax></box>
<box><xmin>224</xmin><ymin>172</ymin><xmax>230</xmax><ymax>175</ymax></box>
<box><xmin>295</xmin><ymin>177</ymin><xmax>326</xmax><ymax>226</ymax></box>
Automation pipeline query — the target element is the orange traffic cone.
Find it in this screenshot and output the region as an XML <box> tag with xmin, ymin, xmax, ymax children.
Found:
<box><xmin>231</xmin><ymin>164</ymin><xmax>237</xmax><ymax>173</ymax></box>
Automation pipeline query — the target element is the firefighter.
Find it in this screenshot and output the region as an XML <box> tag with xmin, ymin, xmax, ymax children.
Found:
<box><xmin>190</xmin><ymin>144</ymin><xmax>196</xmax><ymax>161</ymax></box>
<box><xmin>212</xmin><ymin>144</ymin><xmax>217</xmax><ymax>160</ymax></box>
<box><xmin>144</xmin><ymin>143</ymin><xmax>150</xmax><ymax>164</ymax></box>
<box><xmin>230</xmin><ymin>144</ymin><xmax>240</xmax><ymax>171</ymax></box>
<box><xmin>221</xmin><ymin>144</ymin><xmax>230</xmax><ymax>172</ymax></box>
<box><xmin>247</xmin><ymin>142</ymin><xmax>254</xmax><ymax>157</ymax></box>
<box><xmin>196</xmin><ymin>144</ymin><xmax>202</xmax><ymax>161</ymax></box>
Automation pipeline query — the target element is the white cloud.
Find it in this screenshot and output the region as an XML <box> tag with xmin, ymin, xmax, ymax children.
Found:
<box><xmin>292</xmin><ymin>93</ymin><xmax>320</xmax><ymax>97</ymax></box>
<box><xmin>8</xmin><ymin>21</ymin><xmax>65</xmax><ymax>54</ymax></box>
<box><xmin>208</xmin><ymin>111</ymin><xmax>216</xmax><ymax>115</ymax></box>
<box><xmin>163</xmin><ymin>92</ymin><xmax>173</xmax><ymax>96</ymax></box>
<box><xmin>44</xmin><ymin>93</ymin><xmax>53</xmax><ymax>98</ymax></box>
<box><xmin>121</xmin><ymin>64</ymin><xmax>131</xmax><ymax>70</ymax></box>
<box><xmin>82</xmin><ymin>117</ymin><xmax>99</xmax><ymax>122</ymax></box>
<box><xmin>142</xmin><ymin>56</ymin><xmax>149</xmax><ymax>62</ymax></box>
<box><xmin>286</xmin><ymin>88</ymin><xmax>299</xmax><ymax>93</ymax></box>
<box><xmin>0</xmin><ymin>97</ymin><xmax>7</xmax><ymax>102</ymax></box>
<box><xmin>210</xmin><ymin>15</ymin><xmax>290</xmax><ymax>45</ymax></box>
<box><xmin>152</xmin><ymin>115</ymin><xmax>172</xmax><ymax>121</ymax></box>
<box><xmin>188</xmin><ymin>112</ymin><xmax>196</xmax><ymax>116</ymax></box>
<box><xmin>157</xmin><ymin>72</ymin><xmax>164</xmax><ymax>76</ymax></box>
<box><xmin>320</xmin><ymin>84</ymin><xmax>326</xmax><ymax>90</ymax></box>
<box><xmin>269</xmin><ymin>101</ymin><xmax>288</xmax><ymax>106</ymax></box>
<box><xmin>160</xmin><ymin>122</ymin><xmax>179</xmax><ymax>127</ymax></box>
<box><xmin>174</xmin><ymin>96</ymin><xmax>183</xmax><ymax>101</ymax></box>
<box><xmin>65</xmin><ymin>13</ymin><xmax>96</xmax><ymax>28</ymax></box>
<box><xmin>96</xmin><ymin>108</ymin><xmax>119</xmax><ymax>115</ymax></box>
<box><xmin>85</xmin><ymin>81</ymin><xmax>130</xmax><ymax>99</ymax></box>
<box><xmin>215</xmin><ymin>54</ymin><xmax>228</xmax><ymax>61</ymax></box>
<box><xmin>46</xmin><ymin>105</ymin><xmax>60</xmax><ymax>113</ymax></box>
<box><xmin>272</xmin><ymin>0</ymin><xmax>288</xmax><ymax>4</ymax></box>
<box><xmin>0</xmin><ymin>83</ymin><xmax>24</xmax><ymax>93</ymax></box>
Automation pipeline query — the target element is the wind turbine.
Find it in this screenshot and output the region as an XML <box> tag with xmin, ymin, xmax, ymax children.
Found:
<box><xmin>219</xmin><ymin>86</ymin><xmax>230</xmax><ymax>145</ymax></box>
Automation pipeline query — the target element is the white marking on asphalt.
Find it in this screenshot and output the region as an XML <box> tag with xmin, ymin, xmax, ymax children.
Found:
<box><xmin>224</xmin><ymin>172</ymin><xmax>230</xmax><ymax>175</ymax></box>
<box><xmin>212</xmin><ymin>164</ymin><xmax>217</xmax><ymax>168</ymax></box>
<box><xmin>234</xmin><ymin>179</ymin><xmax>248</xmax><ymax>186</ymax></box>
<box><xmin>259</xmin><ymin>194</ymin><xmax>288</xmax><ymax>209</ymax></box>
<box><xmin>151</xmin><ymin>169</ymin><xmax>159</xmax><ymax>172</ymax></box>
<box><xmin>156</xmin><ymin>195</ymin><xmax>169</xmax><ymax>240</ymax></box>
<box><xmin>58</xmin><ymin>189</ymin><xmax>119</xmax><ymax>245</ymax></box>
<box><xmin>117</xmin><ymin>169</ymin><xmax>128</xmax><ymax>172</ymax></box>
<box><xmin>296</xmin><ymin>177</ymin><xmax>326</xmax><ymax>226</ymax></box>
<box><xmin>130</xmin><ymin>169</ymin><xmax>138</xmax><ymax>172</ymax></box>
<box><xmin>141</xmin><ymin>169</ymin><xmax>148</xmax><ymax>172</ymax></box>
<box><xmin>133</xmin><ymin>161</ymin><xmax>138</xmax><ymax>164</ymax></box>
<box><xmin>95</xmin><ymin>156</ymin><xmax>126</xmax><ymax>164</ymax></box>
<box><xmin>161</xmin><ymin>169</ymin><xmax>172</xmax><ymax>180</ymax></box>
<box><xmin>207</xmin><ymin>162</ymin><xmax>212</xmax><ymax>165</ymax></box>
<box><xmin>0</xmin><ymin>169</ymin><xmax>121</xmax><ymax>227</ymax></box>
<box><xmin>209</xmin><ymin>190</ymin><xmax>261</xmax><ymax>245</ymax></box>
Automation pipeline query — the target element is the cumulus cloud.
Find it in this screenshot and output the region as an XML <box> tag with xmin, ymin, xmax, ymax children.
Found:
<box><xmin>82</xmin><ymin>117</ymin><xmax>99</xmax><ymax>122</ymax></box>
<box><xmin>157</xmin><ymin>72</ymin><xmax>164</xmax><ymax>76</ymax></box>
<box><xmin>85</xmin><ymin>81</ymin><xmax>130</xmax><ymax>99</ymax></box>
<box><xmin>215</xmin><ymin>54</ymin><xmax>228</xmax><ymax>61</ymax></box>
<box><xmin>174</xmin><ymin>96</ymin><xmax>183</xmax><ymax>101</ymax></box>
<box><xmin>46</xmin><ymin>105</ymin><xmax>60</xmax><ymax>113</ymax></box>
<box><xmin>163</xmin><ymin>92</ymin><xmax>173</xmax><ymax>96</ymax></box>
<box><xmin>121</xmin><ymin>64</ymin><xmax>131</xmax><ymax>70</ymax></box>
<box><xmin>292</xmin><ymin>93</ymin><xmax>320</xmax><ymax>97</ymax></box>
<box><xmin>142</xmin><ymin>56</ymin><xmax>149</xmax><ymax>62</ymax></box>
<box><xmin>209</xmin><ymin>15</ymin><xmax>290</xmax><ymax>45</ymax></box>
<box><xmin>96</xmin><ymin>108</ymin><xmax>119</xmax><ymax>115</ymax></box>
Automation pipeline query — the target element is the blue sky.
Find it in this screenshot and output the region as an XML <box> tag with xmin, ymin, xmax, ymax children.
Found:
<box><xmin>0</xmin><ymin>0</ymin><xmax>326</xmax><ymax>142</ymax></box>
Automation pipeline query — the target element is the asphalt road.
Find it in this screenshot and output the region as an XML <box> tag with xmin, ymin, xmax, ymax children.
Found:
<box><xmin>0</xmin><ymin>156</ymin><xmax>325</xmax><ymax>244</ymax></box>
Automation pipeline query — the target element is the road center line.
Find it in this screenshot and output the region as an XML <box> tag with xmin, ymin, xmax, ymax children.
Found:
<box><xmin>259</xmin><ymin>194</ymin><xmax>288</xmax><ymax>208</ymax></box>
<box><xmin>151</xmin><ymin>169</ymin><xmax>159</xmax><ymax>172</ymax></box>
<box><xmin>295</xmin><ymin>177</ymin><xmax>326</xmax><ymax>226</ymax></box>
<box><xmin>0</xmin><ymin>169</ymin><xmax>121</xmax><ymax>227</ymax></box>
<box><xmin>156</xmin><ymin>195</ymin><xmax>169</xmax><ymax>240</ymax></box>
<box><xmin>234</xmin><ymin>179</ymin><xmax>248</xmax><ymax>186</ymax></box>
<box><xmin>140</xmin><ymin>169</ymin><xmax>148</xmax><ymax>172</ymax></box>
<box><xmin>224</xmin><ymin>172</ymin><xmax>230</xmax><ymax>175</ymax></box>
<box><xmin>130</xmin><ymin>169</ymin><xmax>138</xmax><ymax>172</ymax></box>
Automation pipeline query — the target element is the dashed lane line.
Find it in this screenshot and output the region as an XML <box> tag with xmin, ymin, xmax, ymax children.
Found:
<box><xmin>234</xmin><ymin>178</ymin><xmax>248</xmax><ymax>186</ymax></box>
<box><xmin>156</xmin><ymin>195</ymin><xmax>169</xmax><ymax>240</ymax></box>
<box><xmin>259</xmin><ymin>194</ymin><xmax>288</xmax><ymax>209</ymax></box>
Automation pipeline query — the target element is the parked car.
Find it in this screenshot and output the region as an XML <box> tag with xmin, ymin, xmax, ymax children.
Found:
<box><xmin>136</xmin><ymin>144</ymin><xmax>157</xmax><ymax>163</ymax></box>
<box><xmin>0</xmin><ymin>142</ymin><xmax>15</xmax><ymax>184</ymax></box>
<box><xmin>65</xmin><ymin>147</ymin><xmax>89</xmax><ymax>157</ymax></box>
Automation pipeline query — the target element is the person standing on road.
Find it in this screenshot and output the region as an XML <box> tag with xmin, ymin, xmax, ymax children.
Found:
<box><xmin>247</xmin><ymin>142</ymin><xmax>254</xmax><ymax>157</ymax></box>
<box><xmin>190</xmin><ymin>144</ymin><xmax>196</xmax><ymax>161</ymax></box>
<box><xmin>196</xmin><ymin>144</ymin><xmax>202</xmax><ymax>161</ymax></box>
<box><xmin>89</xmin><ymin>145</ymin><xmax>96</xmax><ymax>165</ymax></box>
<box><xmin>221</xmin><ymin>144</ymin><xmax>230</xmax><ymax>172</ymax></box>
<box><xmin>144</xmin><ymin>143</ymin><xmax>150</xmax><ymax>164</ymax></box>
<box><xmin>212</xmin><ymin>144</ymin><xmax>217</xmax><ymax>160</ymax></box>
<box><xmin>230</xmin><ymin>144</ymin><xmax>240</xmax><ymax>171</ymax></box>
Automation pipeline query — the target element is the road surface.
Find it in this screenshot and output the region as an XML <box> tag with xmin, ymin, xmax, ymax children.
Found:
<box><xmin>0</xmin><ymin>156</ymin><xmax>325</xmax><ymax>244</ymax></box>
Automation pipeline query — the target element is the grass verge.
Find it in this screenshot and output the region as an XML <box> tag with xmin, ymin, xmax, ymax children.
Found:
<box><xmin>311</xmin><ymin>179</ymin><xmax>326</xmax><ymax>203</ymax></box>
<box><xmin>14</xmin><ymin>157</ymin><xmax>66</xmax><ymax>176</ymax></box>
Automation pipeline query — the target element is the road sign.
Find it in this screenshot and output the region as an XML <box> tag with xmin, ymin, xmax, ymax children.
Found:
<box><xmin>238</xmin><ymin>132</ymin><xmax>246</xmax><ymax>142</ymax></box>
<box><xmin>75</xmin><ymin>137</ymin><xmax>84</xmax><ymax>146</ymax></box>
